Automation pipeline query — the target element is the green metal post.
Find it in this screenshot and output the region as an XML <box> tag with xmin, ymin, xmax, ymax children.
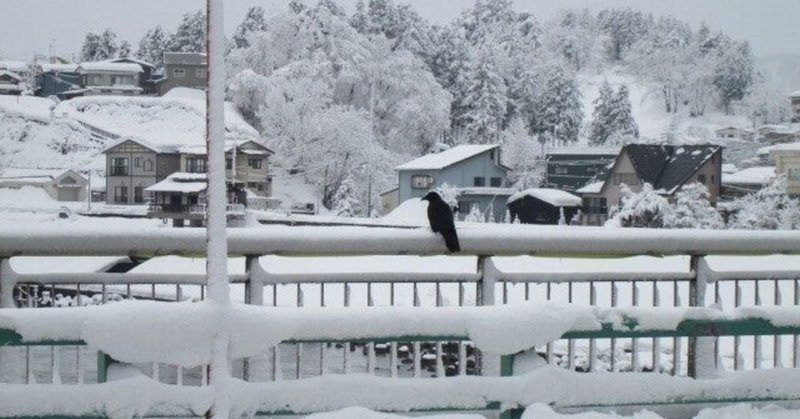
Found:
<box><xmin>96</xmin><ymin>351</ymin><xmax>114</xmax><ymax>383</ymax></box>
<box><xmin>499</xmin><ymin>353</ymin><xmax>524</xmax><ymax>419</ymax></box>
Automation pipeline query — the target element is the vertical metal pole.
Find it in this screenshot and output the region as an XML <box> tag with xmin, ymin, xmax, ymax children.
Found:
<box><xmin>754</xmin><ymin>279</ymin><xmax>762</xmax><ymax>369</ymax></box>
<box><xmin>206</xmin><ymin>1</ymin><xmax>231</xmax><ymax>417</ymax></box>
<box><xmin>774</xmin><ymin>279</ymin><xmax>782</xmax><ymax>368</ymax></box>
<box><xmin>652</xmin><ymin>280</ymin><xmax>660</xmax><ymax>373</ymax></box>
<box><xmin>0</xmin><ymin>258</ymin><xmax>12</xmax><ymax>308</ymax></box>
<box><xmin>631</xmin><ymin>281</ymin><xmax>639</xmax><ymax>372</ymax></box>
<box><xmin>734</xmin><ymin>280</ymin><xmax>742</xmax><ymax>371</ymax></box>
<box><xmin>589</xmin><ymin>280</ymin><xmax>596</xmax><ymax>372</ymax></box>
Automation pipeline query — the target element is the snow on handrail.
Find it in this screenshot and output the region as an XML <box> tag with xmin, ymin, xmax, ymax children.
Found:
<box><xmin>2</xmin><ymin>225</ymin><xmax>800</xmax><ymax>257</ymax></box>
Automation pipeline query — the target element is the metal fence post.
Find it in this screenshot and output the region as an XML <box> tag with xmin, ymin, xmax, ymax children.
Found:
<box><xmin>479</xmin><ymin>256</ymin><xmax>496</xmax><ymax>306</ymax></box>
<box><xmin>243</xmin><ymin>255</ymin><xmax>264</xmax><ymax>381</ymax></box>
<box><xmin>0</xmin><ymin>258</ymin><xmax>15</xmax><ymax>308</ymax></box>
<box><xmin>96</xmin><ymin>351</ymin><xmax>115</xmax><ymax>383</ymax></box>
<box><xmin>688</xmin><ymin>255</ymin><xmax>715</xmax><ymax>378</ymax></box>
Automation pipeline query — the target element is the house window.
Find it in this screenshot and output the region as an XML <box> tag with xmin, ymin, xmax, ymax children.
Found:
<box><xmin>473</xmin><ymin>177</ymin><xmax>486</xmax><ymax>187</ymax></box>
<box><xmin>134</xmin><ymin>186</ymin><xmax>144</xmax><ymax>203</ymax></box>
<box><xmin>554</xmin><ymin>166</ymin><xmax>568</xmax><ymax>175</ymax></box>
<box><xmin>134</xmin><ymin>157</ymin><xmax>141</xmax><ymax>168</ymax></box>
<box><xmin>584</xmin><ymin>197</ymin><xmax>607</xmax><ymax>214</ymax></box>
<box><xmin>195</xmin><ymin>68</ymin><xmax>207</xmax><ymax>78</ymax></box>
<box><xmin>143</xmin><ymin>159</ymin><xmax>153</xmax><ymax>172</ymax></box>
<box><xmin>226</xmin><ymin>158</ymin><xmax>232</xmax><ymax>170</ymax></box>
<box><xmin>114</xmin><ymin>186</ymin><xmax>128</xmax><ymax>203</ymax></box>
<box><xmin>110</xmin><ymin>157</ymin><xmax>129</xmax><ymax>176</ymax></box>
<box><xmin>173</xmin><ymin>68</ymin><xmax>186</xmax><ymax>78</ymax></box>
<box><xmin>186</xmin><ymin>158</ymin><xmax>206</xmax><ymax>173</ymax></box>
<box><xmin>490</xmin><ymin>177</ymin><xmax>502</xmax><ymax>187</ymax></box>
<box><xmin>698</xmin><ymin>174</ymin><xmax>707</xmax><ymax>184</ymax></box>
<box><xmin>248</xmin><ymin>158</ymin><xmax>262</xmax><ymax>169</ymax></box>
<box><xmin>257</xmin><ymin>183</ymin><xmax>264</xmax><ymax>191</ymax></box>
<box><xmin>411</xmin><ymin>175</ymin><xmax>433</xmax><ymax>189</ymax></box>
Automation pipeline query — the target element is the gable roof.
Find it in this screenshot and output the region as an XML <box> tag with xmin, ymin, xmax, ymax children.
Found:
<box><xmin>396</xmin><ymin>145</ymin><xmax>501</xmax><ymax>171</ymax></box>
<box><xmin>0</xmin><ymin>70</ymin><xmax>24</xmax><ymax>82</ymax></box>
<box><xmin>578</xmin><ymin>144</ymin><xmax>721</xmax><ymax>195</ymax></box>
<box><xmin>102</xmin><ymin>137</ymin><xmax>167</xmax><ymax>154</ymax></box>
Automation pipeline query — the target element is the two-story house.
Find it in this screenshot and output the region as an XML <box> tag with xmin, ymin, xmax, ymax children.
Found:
<box><xmin>577</xmin><ymin>144</ymin><xmax>722</xmax><ymax>225</ymax></box>
<box><xmin>177</xmin><ymin>140</ymin><xmax>274</xmax><ymax>196</ymax></box>
<box><xmin>157</xmin><ymin>52</ymin><xmax>207</xmax><ymax>95</ymax></box>
<box><xmin>102</xmin><ymin>138</ymin><xmax>181</xmax><ymax>205</ymax></box>
<box><xmin>545</xmin><ymin>147</ymin><xmax>619</xmax><ymax>192</ymax></box>
<box><xmin>105</xmin><ymin>57</ymin><xmax>158</xmax><ymax>95</ymax></box>
<box><xmin>395</xmin><ymin>144</ymin><xmax>511</xmax><ymax>220</ymax></box>
<box><xmin>75</xmin><ymin>62</ymin><xmax>143</xmax><ymax>96</ymax></box>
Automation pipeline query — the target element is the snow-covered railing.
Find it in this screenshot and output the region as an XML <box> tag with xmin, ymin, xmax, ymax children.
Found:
<box><xmin>3</xmin><ymin>303</ymin><xmax>800</xmax><ymax>418</ymax></box>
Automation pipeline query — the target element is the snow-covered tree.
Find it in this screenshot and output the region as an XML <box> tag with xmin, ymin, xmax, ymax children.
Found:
<box><xmin>79</xmin><ymin>32</ymin><xmax>102</xmax><ymax>61</ymax></box>
<box><xmin>464</xmin><ymin>204</ymin><xmax>485</xmax><ymax>223</ymax></box>
<box><xmin>727</xmin><ymin>176</ymin><xmax>799</xmax><ymax>230</ymax></box>
<box><xmin>434</xmin><ymin>183</ymin><xmax>461</xmax><ymax>209</ymax></box>
<box><xmin>543</xmin><ymin>9</ymin><xmax>601</xmax><ymax>71</ymax></box>
<box><xmin>458</xmin><ymin>49</ymin><xmax>507</xmax><ymax>144</ymax></box>
<box><xmin>233</xmin><ymin>6</ymin><xmax>268</xmax><ymax>48</ymax></box>
<box><xmin>663</xmin><ymin>183</ymin><xmax>723</xmax><ymax>229</ymax></box>
<box><xmin>588</xmin><ymin>80</ymin><xmax>615</xmax><ymax>145</ymax></box>
<box><xmin>501</xmin><ymin>118</ymin><xmax>542</xmax><ymax>189</ymax></box>
<box><xmin>606</xmin><ymin>183</ymin><xmax>672</xmax><ymax>228</ymax></box>
<box><xmin>137</xmin><ymin>25</ymin><xmax>170</xmax><ymax>68</ymax></box>
<box><xmin>118</xmin><ymin>40</ymin><xmax>131</xmax><ymax>59</ymax></box>
<box><xmin>97</xmin><ymin>28</ymin><xmax>119</xmax><ymax>60</ymax></box>
<box><xmin>333</xmin><ymin>175</ymin><xmax>364</xmax><ymax>217</ymax></box>
<box><xmin>531</xmin><ymin>64</ymin><xmax>583</xmax><ymax>145</ymax></box>
<box><xmin>169</xmin><ymin>11</ymin><xmax>207</xmax><ymax>53</ymax></box>
<box><xmin>714</xmin><ymin>40</ymin><xmax>755</xmax><ymax>114</ymax></box>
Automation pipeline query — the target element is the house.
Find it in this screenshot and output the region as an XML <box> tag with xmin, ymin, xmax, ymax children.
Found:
<box><xmin>792</xmin><ymin>91</ymin><xmax>800</xmax><ymax>123</ymax></box>
<box><xmin>545</xmin><ymin>147</ymin><xmax>619</xmax><ymax>192</ymax></box>
<box><xmin>74</xmin><ymin>62</ymin><xmax>143</xmax><ymax>96</ymax></box>
<box><xmin>721</xmin><ymin>166</ymin><xmax>777</xmax><ymax>199</ymax></box>
<box><xmin>0</xmin><ymin>168</ymin><xmax>88</xmax><ymax>202</ymax></box>
<box><xmin>576</xmin><ymin>144</ymin><xmax>722</xmax><ymax>225</ymax></box>
<box><xmin>0</xmin><ymin>70</ymin><xmax>24</xmax><ymax>95</ymax></box>
<box><xmin>102</xmin><ymin>137</ymin><xmax>274</xmax><ymax>205</ymax></box>
<box><xmin>34</xmin><ymin>63</ymin><xmax>81</xmax><ymax>98</ymax></box>
<box><xmin>395</xmin><ymin>144</ymin><xmax>511</xmax><ymax>220</ymax></box>
<box><xmin>157</xmin><ymin>52</ymin><xmax>207</xmax><ymax>95</ymax></box>
<box><xmin>715</xmin><ymin>126</ymin><xmax>755</xmax><ymax>141</ymax></box>
<box><xmin>757</xmin><ymin>124</ymin><xmax>800</xmax><ymax>144</ymax></box>
<box><xmin>769</xmin><ymin>143</ymin><xmax>800</xmax><ymax>196</ymax></box>
<box><xmin>105</xmin><ymin>58</ymin><xmax>158</xmax><ymax>95</ymax></box>
<box><xmin>507</xmin><ymin>188</ymin><xmax>582</xmax><ymax>225</ymax></box>
<box><xmin>145</xmin><ymin>172</ymin><xmax>246</xmax><ymax>227</ymax></box>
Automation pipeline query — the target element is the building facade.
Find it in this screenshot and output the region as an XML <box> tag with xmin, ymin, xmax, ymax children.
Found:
<box><xmin>544</xmin><ymin>148</ymin><xmax>619</xmax><ymax>192</ymax></box>
<box><xmin>770</xmin><ymin>144</ymin><xmax>800</xmax><ymax>196</ymax></box>
<box><xmin>158</xmin><ymin>52</ymin><xmax>207</xmax><ymax>95</ymax></box>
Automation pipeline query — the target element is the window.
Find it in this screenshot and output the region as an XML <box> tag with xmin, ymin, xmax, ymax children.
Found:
<box><xmin>583</xmin><ymin>197</ymin><xmax>607</xmax><ymax>214</ymax></box>
<box><xmin>110</xmin><ymin>157</ymin><xmax>129</xmax><ymax>176</ymax></box>
<box><xmin>473</xmin><ymin>177</ymin><xmax>486</xmax><ymax>187</ymax></box>
<box><xmin>195</xmin><ymin>68</ymin><xmax>207</xmax><ymax>78</ymax></box>
<box><xmin>711</xmin><ymin>175</ymin><xmax>716</xmax><ymax>184</ymax></box>
<box><xmin>226</xmin><ymin>158</ymin><xmax>232</xmax><ymax>170</ymax></box>
<box><xmin>248</xmin><ymin>158</ymin><xmax>262</xmax><ymax>169</ymax></box>
<box><xmin>134</xmin><ymin>186</ymin><xmax>144</xmax><ymax>204</ymax></box>
<box><xmin>698</xmin><ymin>174</ymin><xmax>707</xmax><ymax>184</ymax></box>
<box><xmin>554</xmin><ymin>166</ymin><xmax>568</xmax><ymax>175</ymax></box>
<box><xmin>60</xmin><ymin>176</ymin><xmax>77</xmax><ymax>185</ymax></box>
<box><xmin>490</xmin><ymin>177</ymin><xmax>502</xmax><ymax>187</ymax></box>
<box><xmin>411</xmin><ymin>175</ymin><xmax>432</xmax><ymax>189</ymax></box>
<box><xmin>586</xmin><ymin>166</ymin><xmax>597</xmax><ymax>173</ymax></box>
<box><xmin>114</xmin><ymin>186</ymin><xmax>128</xmax><ymax>203</ymax></box>
<box><xmin>143</xmin><ymin>159</ymin><xmax>153</xmax><ymax>172</ymax></box>
<box><xmin>186</xmin><ymin>158</ymin><xmax>206</xmax><ymax>173</ymax></box>
<box><xmin>257</xmin><ymin>183</ymin><xmax>264</xmax><ymax>191</ymax></box>
<box><xmin>173</xmin><ymin>68</ymin><xmax>186</xmax><ymax>78</ymax></box>
<box><xmin>134</xmin><ymin>157</ymin><xmax>141</xmax><ymax>168</ymax></box>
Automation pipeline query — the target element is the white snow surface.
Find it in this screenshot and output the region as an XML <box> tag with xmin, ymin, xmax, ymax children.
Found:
<box><xmin>0</xmin><ymin>94</ymin><xmax>54</xmax><ymax>122</ymax></box>
<box><xmin>9</xmin><ymin>256</ymin><xmax>128</xmax><ymax>274</ymax></box>
<box><xmin>303</xmin><ymin>407</ymin><xmax>482</xmax><ymax>418</ymax></box>
<box><xmin>260</xmin><ymin>255</ymin><xmax>475</xmax><ymax>276</ymax></box>
<box><xmin>722</xmin><ymin>167</ymin><xmax>776</xmax><ymax>185</ymax></box>
<box><xmin>396</xmin><ymin>145</ymin><xmax>498</xmax><ymax>171</ymax></box>
<box><xmin>381</xmin><ymin>198</ymin><xmax>428</xmax><ymax>226</ymax></box>
<box><xmin>522</xmin><ymin>403</ymin><xmax>800</xmax><ymax>419</ymax></box>
<box><xmin>508</xmin><ymin>188</ymin><xmax>582</xmax><ymax>207</ymax></box>
<box><xmin>76</xmin><ymin>62</ymin><xmax>143</xmax><ymax>73</ymax></box>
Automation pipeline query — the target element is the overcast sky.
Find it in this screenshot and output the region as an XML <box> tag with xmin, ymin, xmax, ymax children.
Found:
<box><xmin>1</xmin><ymin>0</ymin><xmax>798</xmax><ymax>61</ymax></box>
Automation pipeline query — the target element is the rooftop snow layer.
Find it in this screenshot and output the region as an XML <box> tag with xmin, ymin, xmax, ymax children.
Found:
<box><xmin>546</xmin><ymin>146</ymin><xmax>620</xmax><ymax>156</ymax></box>
<box><xmin>0</xmin><ymin>61</ymin><xmax>28</xmax><ymax>72</ymax></box>
<box><xmin>576</xmin><ymin>181</ymin><xmax>604</xmax><ymax>194</ymax></box>
<box><xmin>396</xmin><ymin>145</ymin><xmax>498</xmax><ymax>171</ymax></box>
<box><xmin>40</xmin><ymin>63</ymin><xmax>79</xmax><ymax>73</ymax></box>
<box><xmin>77</xmin><ymin>62</ymin><xmax>143</xmax><ymax>73</ymax></box>
<box><xmin>508</xmin><ymin>188</ymin><xmax>582</xmax><ymax>207</ymax></box>
<box><xmin>722</xmin><ymin>166</ymin><xmax>776</xmax><ymax>185</ymax></box>
<box><xmin>145</xmin><ymin>173</ymin><xmax>207</xmax><ymax>193</ymax></box>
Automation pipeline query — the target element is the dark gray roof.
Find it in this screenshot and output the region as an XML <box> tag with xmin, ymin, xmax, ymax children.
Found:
<box><xmin>580</xmin><ymin>144</ymin><xmax>721</xmax><ymax>194</ymax></box>
<box><xmin>164</xmin><ymin>52</ymin><xmax>207</xmax><ymax>66</ymax></box>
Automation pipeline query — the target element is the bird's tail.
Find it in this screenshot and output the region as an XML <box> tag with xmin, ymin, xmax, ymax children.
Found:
<box><xmin>443</xmin><ymin>229</ymin><xmax>460</xmax><ymax>253</ymax></box>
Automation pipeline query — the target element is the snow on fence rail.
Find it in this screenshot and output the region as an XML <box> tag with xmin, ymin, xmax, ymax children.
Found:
<box><xmin>3</xmin><ymin>303</ymin><xmax>800</xmax><ymax>418</ymax></box>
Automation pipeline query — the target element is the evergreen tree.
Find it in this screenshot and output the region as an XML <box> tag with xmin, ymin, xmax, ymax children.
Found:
<box><xmin>333</xmin><ymin>176</ymin><xmax>364</xmax><ymax>217</ymax></box>
<box><xmin>610</xmin><ymin>84</ymin><xmax>639</xmax><ymax>140</ymax></box>
<box><xmin>169</xmin><ymin>11</ymin><xmax>207</xmax><ymax>53</ymax></box>
<box><xmin>458</xmin><ymin>50</ymin><xmax>507</xmax><ymax>144</ymax></box>
<box><xmin>233</xmin><ymin>6</ymin><xmax>268</xmax><ymax>48</ymax></box>
<box><xmin>597</xmin><ymin>8</ymin><xmax>651</xmax><ymax>61</ymax></box>
<box><xmin>118</xmin><ymin>40</ymin><xmax>131</xmax><ymax>59</ymax></box>
<box><xmin>589</xmin><ymin>82</ymin><xmax>638</xmax><ymax>145</ymax></box>
<box><xmin>588</xmin><ymin>80</ymin><xmax>615</xmax><ymax>145</ymax></box>
<box><xmin>79</xmin><ymin>32</ymin><xmax>102</xmax><ymax>61</ymax></box>
<box><xmin>532</xmin><ymin>65</ymin><xmax>583</xmax><ymax>145</ymax></box>
<box><xmin>137</xmin><ymin>25</ymin><xmax>170</xmax><ymax>68</ymax></box>
<box><xmin>97</xmin><ymin>28</ymin><xmax>119</xmax><ymax>60</ymax></box>
<box><xmin>464</xmin><ymin>204</ymin><xmax>485</xmax><ymax>223</ymax></box>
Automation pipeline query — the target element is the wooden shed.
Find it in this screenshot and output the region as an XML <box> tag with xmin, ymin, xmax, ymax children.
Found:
<box><xmin>507</xmin><ymin>188</ymin><xmax>582</xmax><ymax>225</ymax></box>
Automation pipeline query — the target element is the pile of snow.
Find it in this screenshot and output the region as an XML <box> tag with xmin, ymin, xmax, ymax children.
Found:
<box><xmin>0</xmin><ymin>95</ymin><xmax>54</xmax><ymax>122</ymax></box>
<box><xmin>523</xmin><ymin>403</ymin><xmax>800</xmax><ymax>419</ymax></box>
<box><xmin>9</xmin><ymin>256</ymin><xmax>128</xmax><ymax>274</ymax></box>
<box><xmin>381</xmin><ymin>198</ymin><xmax>428</xmax><ymax>226</ymax></box>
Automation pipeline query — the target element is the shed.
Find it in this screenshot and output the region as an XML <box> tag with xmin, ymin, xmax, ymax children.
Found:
<box><xmin>507</xmin><ymin>188</ymin><xmax>582</xmax><ymax>225</ymax></box>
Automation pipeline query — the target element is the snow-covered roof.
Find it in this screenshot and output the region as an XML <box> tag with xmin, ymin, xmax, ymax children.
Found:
<box><xmin>76</xmin><ymin>62</ymin><xmax>143</xmax><ymax>73</ymax></box>
<box><xmin>105</xmin><ymin>57</ymin><xmax>156</xmax><ymax>69</ymax></box>
<box><xmin>0</xmin><ymin>70</ymin><xmax>24</xmax><ymax>82</ymax></box>
<box><xmin>767</xmin><ymin>142</ymin><xmax>800</xmax><ymax>153</ymax></box>
<box><xmin>722</xmin><ymin>166</ymin><xmax>776</xmax><ymax>186</ymax></box>
<box><xmin>546</xmin><ymin>146</ymin><xmax>620</xmax><ymax>156</ymax></box>
<box><xmin>459</xmin><ymin>187</ymin><xmax>514</xmax><ymax>196</ymax></box>
<box><xmin>714</xmin><ymin>126</ymin><xmax>753</xmax><ymax>134</ymax></box>
<box><xmin>576</xmin><ymin>181</ymin><xmax>604</xmax><ymax>194</ymax></box>
<box><xmin>792</xmin><ymin>91</ymin><xmax>800</xmax><ymax>98</ymax></box>
<box><xmin>0</xmin><ymin>167</ymin><xmax>79</xmax><ymax>181</ymax></box>
<box><xmin>145</xmin><ymin>172</ymin><xmax>207</xmax><ymax>193</ymax></box>
<box><xmin>40</xmin><ymin>63</ymin><xmax>79</xmax><ymax>73</ymax></box>
<box><xmin>0</xmin><ymin>61</ymin><xmax>28</xmax><ymax>72</ymax></box>
<box><xmin>508</xmin><ymin>188</ymin><xmax>582</xmax><ymax>207</ymax></box>
<box><xmin>721</xmin><ymin>163</ymin><xmax>738</xmax><ymax>174</ymax></box>
<box><xmin>396</xmin><ymin>145</ymin><xmax>499</xmax><ymax>171</ymax></box>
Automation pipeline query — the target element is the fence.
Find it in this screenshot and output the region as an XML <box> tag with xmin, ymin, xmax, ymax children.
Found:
<box><xmin>2</xmin><ymin>225</ymin><xmax>800</xmax><ymax>417</ymax></box>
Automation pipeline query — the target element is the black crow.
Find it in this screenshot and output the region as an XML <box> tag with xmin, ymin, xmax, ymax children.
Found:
<box><xmin>421</xmin><ymin>191</ymin><xmax>460</xmax><ymax>252</ymax></box>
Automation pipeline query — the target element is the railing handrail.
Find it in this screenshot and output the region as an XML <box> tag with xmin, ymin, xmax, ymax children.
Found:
<box><xmin>3</xmin><ymin>226</ymin><xmax>800</xmax><ymax>257</ymax></box>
